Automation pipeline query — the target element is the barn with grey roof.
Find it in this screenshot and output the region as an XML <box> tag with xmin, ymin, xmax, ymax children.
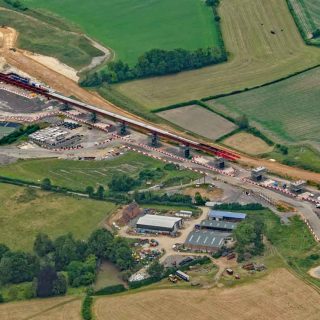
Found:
<box><xmin>136</xmin><ymin>214</ymin><xmax>183</xmax><ymax>235</ymax></box>
<box><xmin>184</xmin><ymin>230</ymin><xmax>228</xmax><ymax>253</ymax></box>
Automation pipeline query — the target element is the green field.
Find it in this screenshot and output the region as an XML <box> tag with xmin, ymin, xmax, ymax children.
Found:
<box><xmin>24</xmin><ymin>0</ymin><xmax>221</xmax><ymax>66</ymax></box>
<box><xmin>208</xmin><ymin>67</ymin><xmax>320</xmax><ymax>146</ymax></box>
<box><xmin>0</xmin><ymin>184</ymin><xmax>116</xmax><ymax>251</ymax></box>
<box><xmin>111</xmin><ymin>0</ymin><xmax>320</xmax><ymax>110</ymax></box>
<box><xmin>0</xmin><ymin>7</ymin><xmax>102</xmax><ymax>69</ymax></box>
<box><xmin>0</xmin><ymin>152</ymin><xmax>200</xmax><ymax>191</ymax></box>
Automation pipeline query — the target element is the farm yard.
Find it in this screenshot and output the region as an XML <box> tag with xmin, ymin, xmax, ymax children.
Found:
<box><xmin>24</xmin><ymin>0</ymin><xmax>221</xmax><ymax>66</ymax></box>
<box><xmin>209</xmin><ymin>67</ymin><xmax>320</xmax><ymax>146</ymax></box>
<box><xmin>93</xmin><ymin>269</ymin><xmax>320</xmax><ymax>320</ymax></box>
<box><xmin>112</xmin><ymin>0</ymin><xmax>320</xmax><ymax>110</ymax></box>
<box><xmin>288</xmin><ymin>0</ymin><xmax>320</xmax><ymax>45</ymax></box>
<box><xmin>0</xmin><ymin>184</ymin><xmax>116</xmax><ymax>251</ymax></box>
<box><xmin>222</xmin><ymin>132</ymin><xmax>274</xmax><ymax>155</ymax></box>
<box><xmin>0</xmin><ymin>152</ymin><xmax>200</xmax><ymax>191</ymax></box>
<box><xmin>0</xmin><ymin>296</ymin><xmax>81</xmax><ymax>320</ymax></box>
<box><xmin>157</xmin><ymin>105</ymin><xmax>237</xmax><ymax>141</ymax></box>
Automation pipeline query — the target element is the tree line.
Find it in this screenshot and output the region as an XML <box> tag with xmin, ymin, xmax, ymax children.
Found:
<box><xmin>81</xmin><ymin>46</ymin><xmax>227</xmax><ymax>87</ymax></box>
<box><xmin>233</xmin><ymin>215</ymin><xmax>265</xmax><ymax>262</ymax></box>
<box><xmin>3</xmin><ymin>0</ymin><xmax>28</xmax><ymax>11</ymax></box>
<box><xmin>0</xmin><ymin>229</ymin><xmax>134</xmax><ymax>301</ymax></box>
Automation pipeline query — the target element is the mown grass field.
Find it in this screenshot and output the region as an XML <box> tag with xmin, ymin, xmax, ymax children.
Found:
<box><xmin>0</xmin><ymin>7</ymin><xmax>102</xmax><ymax>69</ymax></box>
<box><xmin>222</xmin><ymin>132</ymin><xmax>274</xmax><ymax>155</ymax></box>
<box><xmin>0</xmin><ymin>152</ymin><xmax>200</xmax><ymax>191</ymax></box>
<box><xmin>0</xmin><ymin>296</ymin><xmax>81</xmax><ymax>320</ymax></box>
<box><xmin>209</xmin><ymin>67</ymin><xmax>320</xmax><ymax>146</ymax></box>
<box><xmin>0</xmin><ymin>184</ymin><xmax>116</xmax><ymax>251</ymax></box>
<box><xmin>24</xmin><ymin>0</ymin><xmax>221</xmax><ymax>66</ymax></box>
<box><xmin>113</xmin><ymin>0</ymin><xmax>320</xmax><ymax>109</ymax></box>
<box><xmin>157</xmin><ymin>105</ymin><xmax>237</xmax><ymax>141</ymax></box>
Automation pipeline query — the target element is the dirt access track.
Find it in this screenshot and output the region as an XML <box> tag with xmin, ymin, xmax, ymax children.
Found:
<box><xmin>0</xmin><ymin>26</ymin><xmax>320</xmax><ymax>183</ymax></box>
<box><xmin>94</xmin><ymin>268</ymin><xmax>320</xmax><ymax>320</ymax></box>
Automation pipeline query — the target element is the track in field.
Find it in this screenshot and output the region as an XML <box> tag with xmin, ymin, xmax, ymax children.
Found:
<box><xmin>114</xmin><ymin>0</ymin><xmax>320</xmax><ymax>109</ymax></box>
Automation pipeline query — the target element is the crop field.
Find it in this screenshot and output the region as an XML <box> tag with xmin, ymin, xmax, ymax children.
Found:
<box><xmin>222</xmin><ymin>132</ymin><xmax>274</xmax><ymax>155</ymax></box>
<box><xmin>157</xmin><ymin>105</ymin><xmax>237</xmax><ymax>141</ymax></box>
<box><xmin>94</xmin><ymin>268</ymin><xmax>320</xmax><ymax>320</ymax></box>
<box><xmin>209</xmin><ymin>67</ymin><xmax>320</xmax><ymax>146</ymax></box>
<box><xmin>0</xmin><ymin>152</ymin><xmax>200</xmax><ymax>191</ymax></box>
<box><xmin>288</xmin><ymin>0</ymin><xmax>320</xmax><ymax>45</ymax></box>
<box><xmin>113</xmin><ymin>0</ymin><xmax>320</xmax><ymax>110</ymax></box>
<box><xmin>0</xmin><ymin>296</ymin><xmax>81</xmax><ymax>320</ymax></box>
<box><xmin>0</xmin><ymin>184</ymin><xmax>116</xmax><ymax>251</ymax></box>
<box><xmin>0</xmin><ymin>8</ymin><xmax>102</xmax><ymax>69</ymax></box>
<box><xmin>24</xmin><ymin>0</ymin><xmax>221</xmax><ymax>66</ymax></box>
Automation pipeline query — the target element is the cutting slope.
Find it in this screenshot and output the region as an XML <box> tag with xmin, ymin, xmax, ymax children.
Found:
<box><xmin>114</xmin><ymin>0</ymin><xmax>320</xmax><ymax>109</ymax></box>
<box><xmin>94</xmin><ymin>269</ymin><xmax>320</xmax><ymax>320</ymax></box>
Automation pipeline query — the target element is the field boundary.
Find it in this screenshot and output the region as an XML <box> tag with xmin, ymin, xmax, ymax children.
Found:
<box><xmin>152</xmin><ymin>64</ymin><xmax>320</xmax><ymax>115</ymax></box>
<box><xmin>201</xmin><ymin>64</ymin><xmax>320</xmax><ymax>101</ymax></box>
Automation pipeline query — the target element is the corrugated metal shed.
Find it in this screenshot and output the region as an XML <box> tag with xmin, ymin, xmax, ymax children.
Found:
<box><xmin>136</xmin><ymin>214</ymin><xmax>182</xmax><ymax>229</ymax></box>
<box><xmin>185</xmin><ymin>230</ymin><xmax>227</xmax><ymax>248</ymax></box>
<box><xmin>200</xmin><ymin>220</ymin><xmax>237</xmax><ymax>230</ymax></box>
<box><xmin>208</xmin><ymin>210</ymin><xmax>246</xmax><ymax>220</ymax></box>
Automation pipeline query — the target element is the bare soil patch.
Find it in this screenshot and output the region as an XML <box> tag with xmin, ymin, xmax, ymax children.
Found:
<box><xmin>158</xmin><ymin>105</ymin><xmax>237</xmax><ymax>141</ymax></box>
<box><xmin>23</xmin><ymin>51</ymin><xmax>79</xmax><ymax>81</ymax></box>
<box><xmin>94</xmin><ymin>268</ymin><xmax>320</xmax><ymax>320</ymax></box>
<box><xmin>183</xmin><ymin>186</ymin><xmax>223</xmax><ymax>201</ymax></box>
<box><xmin>223</xmin><ymin>132</ymin><xmax>274</xmax><ymax>155</ymax></box>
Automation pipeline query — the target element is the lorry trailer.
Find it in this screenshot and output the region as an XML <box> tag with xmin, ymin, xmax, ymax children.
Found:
<box><xmin>176</xmin><ymin>270</ymin><xmax>190</xmax><ymax>282</ymax></box>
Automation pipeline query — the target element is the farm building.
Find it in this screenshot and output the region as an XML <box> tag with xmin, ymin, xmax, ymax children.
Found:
<box><xmin>200</xmin><ymin>220</ymin><xmax>237</xmax><ymax>232</ymax></box>
<box><xmin>208</xmin><ymin>210</ymin><xmax>246</xmax><ymax>222</ymax></box>
<box><xmin>118</xmin><ymin>202</ymin><xmax>142</xmax><ymax>224</ymax></box>
<box><xmin>136</xmin><ymin>214</ymin><xmax>183</xmax><ymax>235</ymax></box>
<box><xmin>184</xmin><ymin>230</ymin><xmax>227</xmax><ymax>253</ymax></box>
<box><xmin>175</xmin><ymin>210</ymin><xmax>193</xmax><ymax>218</ymax></box>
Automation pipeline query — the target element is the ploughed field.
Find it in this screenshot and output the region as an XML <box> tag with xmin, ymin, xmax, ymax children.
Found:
<box><xmin>157</xmin><ymin>105</ymin><xmax>237</xmax><ymax>141</ymax></box>
<box><xmin>93</xmin><ymin>269</ymin><xmax>320</xmax><ymax>320</ymax></box>
<box><xmin>113</xmin><ymin>0</ymin><xmax>320</xmax><ymax>109</ymax></box>
<box><xmin>209</xmin><ymin>67</ymin><xmax>320</xmax><ymax>146</ymax></box>
<box><xmin>24</xmin><ymin>0</ymin><xmax>221</xmax><ymax>65</ymax></box>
